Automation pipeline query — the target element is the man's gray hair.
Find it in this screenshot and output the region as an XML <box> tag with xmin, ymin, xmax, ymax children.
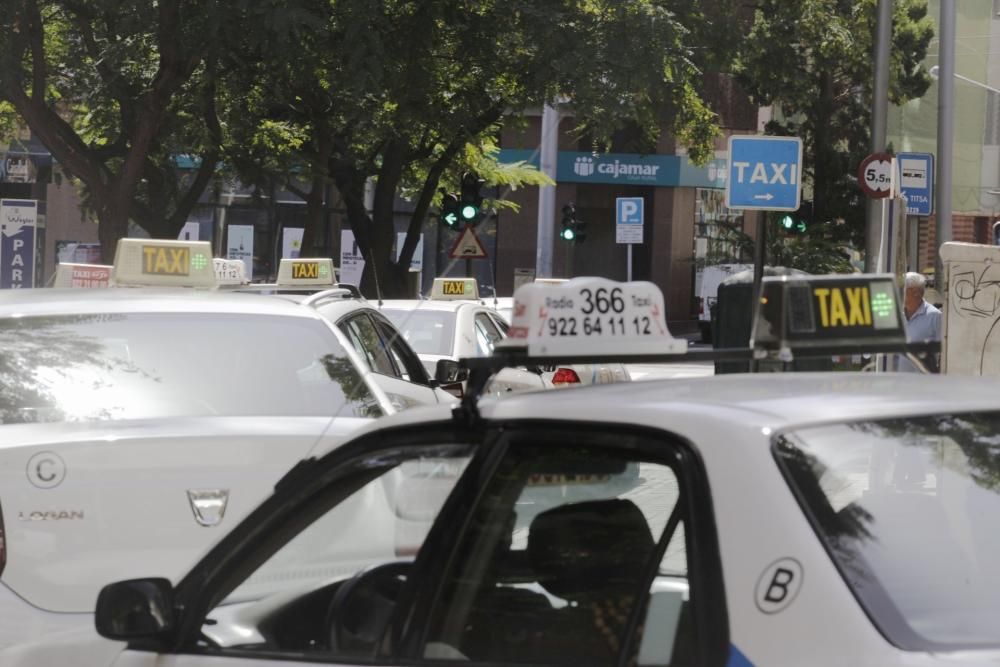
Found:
<box><xmin>904</xmin><ymin>272</ymin><xmax>926</xmax><ymax>291</ymax></box>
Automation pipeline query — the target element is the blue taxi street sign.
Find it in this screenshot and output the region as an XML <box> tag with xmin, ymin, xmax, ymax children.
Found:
<box><xmin>897</xmin><ymin>152</ymin><xmax>934</xmax><ymax>216</ymax></box>
<box><xmin>726</xmin><ymin>136</ymin><xmax>803</xmax><ymax>211</ymax></box>
<box><xmin>615</xmin><ymin>197</ymin><xmax>644</xmax><ymax>244</ymax></box>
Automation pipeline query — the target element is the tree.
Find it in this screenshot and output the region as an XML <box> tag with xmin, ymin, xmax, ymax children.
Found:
<box><xmin>735</xmin><ymin>0</ymin><xmax>933</xmax><ymax>254</ymax></box>
<box><xmin>222</xmin><ymin>0</ymin><xmax>724</xmax><ymax>297</ymax></box>
<box><xmin>0</xmin><ymin>1</ymin><xmax>226</xmax><ymax>260</ymax></box>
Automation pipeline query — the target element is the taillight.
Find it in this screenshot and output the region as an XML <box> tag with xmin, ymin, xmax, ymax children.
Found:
<box><xmin>0</xmin><ymin>500</ymin><xmax>5</xmax><ymax>576</ymax></box>
<box><xmin>551</xmin><ymin>368</ymin><xmax>580</xmax><ymax>385</ymax></box>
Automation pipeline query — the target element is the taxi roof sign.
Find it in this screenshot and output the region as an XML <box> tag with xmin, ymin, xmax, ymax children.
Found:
<box><xmin>213</xmin><ymin>258</ymin><xmax>248</xmax><ymax>285</ymax></box>
<box><xmin>53</xmin><ymin>263</ymin><xmax>113</xmax><ymax>288</ymax></box>
<box><xmin>751</xmin><ymin>273</ymin><xmax>905</xmax><ymax>358</ymax></box>
<box><xmin>112</xmin><ymin>239</ymin><xmax>216</xmax><ymax>288</ymax></box>
<box><xmin>431</xmin><ymin>277</ymin><xmax>479</xmax><ymax>300</ymax></box>
<box><xmin>276</xmin><ymin>258</ymin><xmax>336</xmax><ymax>287</ymax></box>
<box><xmin>496</xmin><ymin>277</ymin><xmax>686</xmax><ymax>357</ymax></box>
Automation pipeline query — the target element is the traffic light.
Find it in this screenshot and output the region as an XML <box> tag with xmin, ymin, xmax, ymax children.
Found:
<box><xmin>779</xmin><ymin>201</ymin><xmax>813</xmax><ymax>234</ymax></box>
<box><xmin>459</xmin><ymin>172</ymin><xmax>484</xmax><ymax>223</ymax></box>
<box><xmin>439</xmin><ymin>192</ymin><xmax>460</xmax><ymax>228</ymax></box>
<box><xmin>560</xmin><ymin>204</ymin><xmax>577</xmax><ymax>242</ymax></box>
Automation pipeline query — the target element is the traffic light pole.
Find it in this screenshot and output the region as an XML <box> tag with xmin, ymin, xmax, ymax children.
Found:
<box><xmin>536</xmin><ymin>103</ymin><xmax>562</xmax><ymax>278</ymax></box>
<box><xmin>864</xmin><ymin>0</ymin><xmax>892</xmax><ymax>273</ymax></box>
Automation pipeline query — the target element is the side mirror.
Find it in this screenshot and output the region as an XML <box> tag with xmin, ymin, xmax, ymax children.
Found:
<box><xmin>434</xmin><ymin>359</ymin><xmax>469</xmax><ymax>384</ymax></box>
<box><xmin>95</xmin><ymin>578</ymin><xmax>175</xmax><ymax>640</ymax></box>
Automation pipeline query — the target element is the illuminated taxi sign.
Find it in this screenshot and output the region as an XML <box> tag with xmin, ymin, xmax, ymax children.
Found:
<box><xmin>496</xmin><ymin>277</ymin><xmax>686</xmax><ymax>357</ymax></box>
<box><xmin>431</xmin><ymin>277</ymin><xmax>479</xmax><ymax>300</ymax></box>
<box><xmin>112</xmin><ymin>239</ymin><xmax>216</xmax><ymax>287</ymax></box>
<box><xmin>275</xmin><ymin>257</ymin><xmax>336</xmax><ymax>286</ymax></box>
<box><xmin>751</xmin><ymin>274</ymin><xmax>905</xmax><ymax>355</ymax></box>
<box><xmin>213</xmin><ymin>258</ymin><xmax>248</xmax><ymax>285</ymax></box>
<box><xmin>53</xmin><ymin>263</ymin><xmax>112</xmax><ymax>288</ymax></box>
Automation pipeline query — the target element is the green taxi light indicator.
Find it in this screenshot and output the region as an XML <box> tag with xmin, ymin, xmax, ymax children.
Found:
<box><xmin>871</xmin><ymin>292</ymin><xmax>895</xmax><ymax>318</ymax></box>
<box><xmin>191</xmin><ymin>253</ymin><xmax>209</xmax><ymax>271</ymax></box>
<box><xmin>460</xmin><ymin>204</ymin><xmax>477</xmax><ymax>221</ymax></box>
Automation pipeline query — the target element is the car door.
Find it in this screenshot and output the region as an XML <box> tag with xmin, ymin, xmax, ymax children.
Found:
<box><xmin>338</xmin><ymin>312</ymin><xmax>440</xmax><ymax>409</ymax></box>
<box><xmin>104</xmin><ymin>421</ymin><xmax>728</xmax><ymax>667</ymax></box>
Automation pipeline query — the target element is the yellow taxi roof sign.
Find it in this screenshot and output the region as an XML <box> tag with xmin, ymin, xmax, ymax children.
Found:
<box><xmin>53</xmin><ymin>263</ymin><xmax>113</xmax><ymax>288</ymax></box>
<box><xmin>751</xmin><ymin>273</ymin><xmax>905</xmax><ymax>358</ymax></box>
<box><xmin>112</xmin><ymin>239</ymin><xmax>216</xmax><ymax>288</ymax></box>
<box><xmin>431</xmin><ymin>277</ymin><xmax>479</xmax><ymax>300</ymax></box>
<box><xmin>275</xmin><ymin>257</ymin><xmax>336</xmax><ymax>287</ymax></box>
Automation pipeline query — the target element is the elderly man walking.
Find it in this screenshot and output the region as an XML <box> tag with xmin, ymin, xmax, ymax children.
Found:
<box><xmin>898</xmin><ymin>271</ymin><xmax>941</xmax><ymax>373</ymax></box>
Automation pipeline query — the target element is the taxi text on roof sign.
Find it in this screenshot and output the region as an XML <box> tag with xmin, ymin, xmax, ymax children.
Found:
<box><xmin>430</xmin><ymin>277</ymin><xmax>479</xmax><ymax>300</ymax></box>
<box><xmin>53</xmin><ymin>263</ymin><xmax>112</xmax><ymax>288</ymax></box>
<box><xmin>112</xmin><ymin>238</ymin><xmax>217</xmax><ymax>288</ymax></box>
<box><xmin>751</xmin><ymin>273</ymin><xmax>905</xmax><ymax>356</ymax></box>
<box><xmin>496</xmin><ymin>277</ymin><xmax>687</xmax><ymax>357</ymax></box>
<box><xmin>275</xmin><ymin>257</ymin><xmax>336</xmax><ymax>286</ymax></box>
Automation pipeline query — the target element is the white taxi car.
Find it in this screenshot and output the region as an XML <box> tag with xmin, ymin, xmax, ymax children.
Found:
<box><xmin>380</xmin><ymin>278</ymin><xmax>549</xmax><ymax>394</ymax></box>
<box><xmin>238</xmin><ymin>258</ymin><xmax>457</xmax><ymax>410</ymax></box>
<box><xmin>0</xmin><ymin>239</ymin><xmax>393</xmax><ymax>646</ymax></box>
<box><xmin>383</xmin><ymin>278</ymin><xmax>629</xmax><ymax>393</ymax></box>
<box><xmin>11</xmin><ymin>277</ymin><xmax>1000</xmax><ymax>667</ymax></box>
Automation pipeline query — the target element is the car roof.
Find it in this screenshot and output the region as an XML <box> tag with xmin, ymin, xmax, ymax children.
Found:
<box><xmin>379</xmin><ymin>299</ymin><xmax>483</xmax><ymax>313</ymax></box>
<box><xmin>349</xmin><ymin>372</ymin><xmax>1000</xmax><ymax>444</ymax></box>
<box><xmin>0</xmin><ymin>288</ymin><xmax>323</xmax><ymax>318</ymax></box>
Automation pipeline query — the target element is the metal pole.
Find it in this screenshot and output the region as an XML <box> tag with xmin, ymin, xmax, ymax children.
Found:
<box><xmin>535</xmin><ymin>104</ymin><xmax>561</xmax><ymax>278</ymax></box>
<box><xmin>865</xmin><ymin>0</ymin><xmax>893</xmax><ymax>273</ymax></box>
<box><xmin>627</xmin><ymin>245</ymin><xmax>632</xmax><ymax>281</ymax></box>
<box><xmin>936</xmin><ymin>0</ymin><xmax>955</xmax><ymax>281</ymax></box>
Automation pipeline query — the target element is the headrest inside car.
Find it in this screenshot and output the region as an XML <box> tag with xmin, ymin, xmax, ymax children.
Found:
<box><xmin>527</xmin><ymin>498</ymin><xmax>655</xmax><ymax>600</ymax></box>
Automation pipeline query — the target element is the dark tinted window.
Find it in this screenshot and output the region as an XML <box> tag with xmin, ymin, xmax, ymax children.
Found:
<box><xmin>777</xmin><ymin>413</ymin><xmax>1000</xmax><ymax>650</ymax></box>
<box><xmin>0</xmin><ymin>313</ymin><xmax>382</xmax><ymax>423</ymax></box>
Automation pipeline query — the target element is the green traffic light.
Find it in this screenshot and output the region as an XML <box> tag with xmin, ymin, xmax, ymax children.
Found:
<box><xmin>795</xmin><ymin>221</ymin><xmax>807</xmax><ymax>233</ymax></box>
<box><xmin>461</xmin><ymin>204</ymin><xmax>477</xmax><ymax>220</ymax></box>
<box><xmin>443</xmin><ymin>212</ymin><xmax>458</xmax><ymax>227</ymax></box>
<box><xmin>560</xmin><ymin>227</ymin><xmax>576</xmax><ymax>241</ymax></box>
<box><xmin>780</xmin><ymin>215</ymin><xmax>794</xmax><ymax>229</ymax></box>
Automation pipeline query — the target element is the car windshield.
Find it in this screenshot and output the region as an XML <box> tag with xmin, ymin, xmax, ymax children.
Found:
<box><xmin>776</xmin><ymin>412</ymin><xmax>1000</xmax><ymax>651</ymax></box>
<box><xmin>381</xmin><ymin>308</ymin><xmax>456</xmax><ymax>357</ymax></box>
<box><xmin>0</xmin><ymin>313</ymin><xmax>382</xmax><ymax>423</ymax></box>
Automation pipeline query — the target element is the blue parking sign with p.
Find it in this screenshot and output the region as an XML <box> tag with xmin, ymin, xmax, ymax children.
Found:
<box><xmin>616</xmin><ymin>197</ymin><xmax>643</xmax><ymax>225</ymax></box>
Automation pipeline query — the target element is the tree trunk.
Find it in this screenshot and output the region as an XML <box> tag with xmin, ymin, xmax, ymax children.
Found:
<box><xmin>300</xmin><ymin>127</ymin><xmax>332</xmax><ymax>258</ymax></box>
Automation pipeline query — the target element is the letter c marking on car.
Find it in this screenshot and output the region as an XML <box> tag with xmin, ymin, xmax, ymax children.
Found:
<box><xmin>27</xmin><ymin>451</ymin><xmax>66</xmax><ymax>489</ymax></box>
<box><xmin>754</xmin><ymin>557</ymin><xmax>803</xmax><ymax>614</ymax></box>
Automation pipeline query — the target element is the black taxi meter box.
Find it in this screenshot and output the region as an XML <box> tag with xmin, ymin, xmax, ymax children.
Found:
<box><xmin>750</xmin><ymin>273</ymin><xmax>907</xmax><ymax>360</ymax></box>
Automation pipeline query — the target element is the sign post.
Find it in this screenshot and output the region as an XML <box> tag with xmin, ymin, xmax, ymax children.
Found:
<box><xmin>615</xmin><ymin>197</ymin><xmax>644</xmax><ymax>281</ymax></box>
<box><xmin>0</xmin><ymin>199</ymin><xmax>38</xmax><ymax>288</ymax></box>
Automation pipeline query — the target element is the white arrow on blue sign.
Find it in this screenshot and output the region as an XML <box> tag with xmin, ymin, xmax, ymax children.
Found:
<box><xmin>725</xmin><ymin>135</ymin><xmax>803</xmax><ymax>211</ymax></box>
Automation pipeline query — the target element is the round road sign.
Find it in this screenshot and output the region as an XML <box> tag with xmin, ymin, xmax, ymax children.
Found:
<box><xmin>858</xmin><ymin>153</ymin><xmax>893</xmax><ymax>198</ymax></box>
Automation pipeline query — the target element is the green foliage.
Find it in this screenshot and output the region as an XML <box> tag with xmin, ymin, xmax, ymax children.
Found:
<box><xmin>735</xmin><ymin>0</ymin><xmax>933</xmax><ymax>253</ymax></box>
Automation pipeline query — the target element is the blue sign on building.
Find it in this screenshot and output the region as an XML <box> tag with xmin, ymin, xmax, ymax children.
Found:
<box><xmin>896</xmin><ymin>152</ymin><xmax>934</xmax><ymax>216</ymax></box>
<box><xmin>0</xmin><ymin>199</ymin><xmax>37</xmax><ymax>288</ymax></box>
<box><xmin>725</xmin><ymin>136</ymin><xmax>803</xmax><ymax>211</ymax></box>
<box><xmin>498</xmin><ymin>150</ymin><xmax>728</xmax><ymax>189</ymax></box>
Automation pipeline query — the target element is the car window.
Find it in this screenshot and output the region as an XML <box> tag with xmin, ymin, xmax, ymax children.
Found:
<box><xmin>420</xmin><ymin>440</ymin><xmax>695</xmax><ymax>667</ymax></box>
<box><xmin>339</xmin><ymin>313</ymin><xmax>400</xmax><ymax>378</ymax></box>
<box><xmin>473</xmin><ymin>312</ymin><xmax>502</xmax><ymax>356</ymax></box>
<box><xmin>371</xmin><ymin>313</ymin><xmax>431</xmax><ymax>385</ymax></box>
<box><xmin>776</xmin><ymin>412</ymin><xmax>1000</xmax><ymax>651</ymax></box>
<box><xmin>382</xmin><ymin>308</ymin><xmax>456</xmax><ymax>357</ymax></box>
<box><xmin>0</xmin><ymin>313</ymin><xmax>382</xmax><ymax>422</ymax></box>
<box><xmin>200</xmin><ymin>447</ymin><xmax>473</xmax><ymax>654</ymax></box>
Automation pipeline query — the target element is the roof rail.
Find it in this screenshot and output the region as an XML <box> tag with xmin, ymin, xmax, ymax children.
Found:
<box><xmin>300</xmin><ymin>287</ymin><xmax>361</xmax><ymax>308</ymax></box>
